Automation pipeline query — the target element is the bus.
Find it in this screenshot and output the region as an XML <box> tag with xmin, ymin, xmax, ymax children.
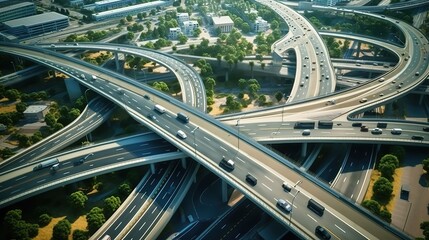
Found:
<box><xmin>307</xmin><ymin>199</ymin><xmax>325</xmax><ymax>216</ymax></box>
<box><xmin>33</xmin><ymin>158</ymin><xmax>59</xmax><ymax>171</ymax></box>
<box><xmin>318</xmin><ymin>120</ymin><xmax>333</xmax><ymax>129</ymax></box>
<box><xmin>176</xmin><ymin>112</ymin><xmax>189</xmax><ymax>123</ymax></box>
<box><xmin>294</xmin><ymin>121</ymin><xmax>315</xmax><ymax>129</ymax></box>
<box><xmin>154</xmin><ymin>104</ymin><xmax>166</xmax><ymax>113</ymax></box>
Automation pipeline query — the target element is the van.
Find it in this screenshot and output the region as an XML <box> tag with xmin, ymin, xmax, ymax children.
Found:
<box><xmin>302</xmin><ymin>129</ymin><xmax>311</xmax><ymax>136</ymax></box>
<box><xmin>177</xmin><ymin>130</ymin><xmax>187</xmax><ymax>139</ymax></box>
<box><xmin>352</xmin><ymin>122</ymin><xmax>362</xmax><ymax>127</ymax></box>
<box><xmin>391</xmin><ymin>128</ymin><xmax>402</xmax><ymax>135</ymax></box>
<box><xmin>282</xmin><ymin>182</ymin><xmax>292</xmax><ymax>192</ymax></box>
<box><xmin>154</xmin><ymin>104</ymin><xmax>166</xmax><ymax>113</ymax></box>
<box><xmin>220</xmin><ymin>156</ymin><xmax>235</xmax><ymax>171</ymax></box>
<box><xmin>176</xmin><ymin>112</ymin><xmax>189</xmax><ymax>123</ymax></box>
<box><xmin>246</xmin><ymin>174</ymin><xmax>257</xmax><ymax>186</ymax></box>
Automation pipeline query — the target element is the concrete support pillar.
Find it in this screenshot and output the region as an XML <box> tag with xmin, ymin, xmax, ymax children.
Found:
<box><xmin>221</xmin><ymin>180</ymin><xmax>228</xmax><ymax>203</ymax></box>
<box><xmin>181</xmin><ymin>158</ymin><xmax>187</xmax><ymax>169</ymax></box>
<box><xmin>150</xmin><ymin>163</ymin><xmax>155</xmax><ymax>174</ymax></box>
<box><xmin>87</xmin><ymin>133</ymin><xmax>93</xmax><ymax>142</ymax></box>
<box><xmin>225</xmin><ymin>71</ymin><xmax>229</xmax><ymax>82</ymax></box>
<box><xmin>179</xmin><ymin>207</ymin><xmax>186</xmax><ymax>223</ymax></box>
<box><xmin>301</xmin><ymin>142</ymin><xmax>308</xmax><ymax>158</ymax></box>
<box><xmin>356</xmin><ymin>42</ymin><xmax>362</xmax><ymax>58</ymax></box>
<box><xmin>369</xmin><ymin>72</ymin><xmax>372</xmax><ymax>79</ymax></box>
<box><xmin>115</xmin><ymin>52</ymin><xmax>120</xmax><ymax>72</ymax></box>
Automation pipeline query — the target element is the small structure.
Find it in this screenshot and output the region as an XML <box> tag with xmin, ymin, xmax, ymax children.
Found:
<box><xmin>212</xmin><ymin>16</ymin><xmax>234</xmax><ymax>33</ymax></box>
<box><xmin>252</xmin><ymin>17</ymin><xmax>269</xmax><ymax>33</ymax></box>
<box><xmin>177</xmin><ymin>13</ymin><xmax>189</xmax><ymax>26</ymax></box>
<box><xmin>400</xmin><ymin>184</ymin><xmax>410</xmax><ymax>200</ymax></box>
<box><xmin>23</xmin><ymin>105</ymin><xmax>49</xmax><ymax>122</ymax></box>
<box><xmin>169</xmin><ymin>27</ymin><xmax>182</xmax><ymax>40</ymax></box>
<box><xmin>183</xmin><ymin>20</ymin><xmax>199</xmax><ymax>36</ymax></box>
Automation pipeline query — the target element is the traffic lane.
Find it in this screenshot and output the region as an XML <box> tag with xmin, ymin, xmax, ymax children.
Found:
<box><xmin>126</xmin><ymin>162</ymin><xmax>190</xmax><ymax>239</ymax></box>
<box><xmin>0</xmin><ymin>143</ymin><xmax>174</xmax><ymax>197</ymax></box>
<box><xmin>199</xmin><ymin>199</ymin><xmax>263</xmax><ymax>239</ymax></box>
<box><xmin>102</xmin><ymin>163</ymin><xmax>170</xmax><ymax>237</ymax></box>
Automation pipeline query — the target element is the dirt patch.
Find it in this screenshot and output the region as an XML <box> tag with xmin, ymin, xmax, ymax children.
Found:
<box><xmin>0</xmin><ymin>101</ymin><xmax>16</xmax><ymax>114</ymax></box>
<box><xmin>35</xmin><ymin>216</ymin><xmax>66</xmax><ymax>240</ymax></box>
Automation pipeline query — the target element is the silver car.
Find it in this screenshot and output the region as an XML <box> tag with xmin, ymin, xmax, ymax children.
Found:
<box><xmin>277</xmin><ymin>199</ymin><xmax>292</xmax><ymax>213</ymax></box>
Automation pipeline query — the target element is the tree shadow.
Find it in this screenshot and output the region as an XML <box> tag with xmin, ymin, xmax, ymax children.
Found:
<box><xmin>419</xmin><ymin>173</ymin><xmax>429</xmax><ymax>188</ymax></box>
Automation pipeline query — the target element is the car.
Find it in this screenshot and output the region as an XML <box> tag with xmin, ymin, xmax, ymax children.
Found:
<box><xmin>423</xmin><ymin>127</ymin><xmax>429</xmax><ymax>132</ymax></box>
<box><xmin>143</xmin><ymin>94</ymin><xmax>150</xmax><ymax>100</ymax></box>
<box><xmin>360</xmin><ymin>126</ymin><xmax>369</xmax><ymax>132</ymax></box>
<box><xmin>282</xmin><ymin>182</ymin><xmax>292</xmax><ymax>192</ymax></box>
<box><xmin>371</xmin><ymin>128</ymin><xmax>383</xmax><ymax>134</ymax></box>
<box><xmin>177</xmin><ymin>130</ymin><xmax>187</xmax><ymax>139</ymax></box>
<box><xmin>359</xmin><ymin>98</ymin><xmax>367</xmax><ymax>103</ymax></box>
<box><xmin>74</xmin><ymin>42</ymin><xmax>79</xmax><ymax>46</ymax></box>
<box><xmin>411</xmin><ymin>135</ymin><xmax>424</xmax><ymax>141</ymax></box>
<box><xmin>378</xmin><ymin>77</ymin><xmax>385</xmax><ymax>82</ymax></box>
<box><xmin>391</xmin><ymin>128</ymin><xmax>402</xmax><ymax>135</ymax></box>
<box><xmin>147</xmin><ymin>114</ymin><xmax>156</xmax><ymax>120</ymax></box>
<box><xmin>220</xmin><ymin>157</ymin><xmax>235</xmax><ymax>171</ymax></box>
<box><xmin>277</xmin><ymin>199</ymin><xmax>292</xmax><ymax>213</ymax></box>
<box><xmin>246</xmin><ymin>174</ymin><xmax>257</xmax><ymax>186</ymax></box>
<box><xmin>326</xmin><ymin>100</ymin><xmax>336</xmax><ymax>105</ymax></box>
<box><xmin>352</xmin><ymin>122</ymin><xmax>362</xmax><ymax>127</ymax></box>
<box><xmin>74</xmin><ymin>158</ymin><xmax>84</xmax><ymax>166</ymax></box>
<box><xmin>315</xmin><ymin>226</ymin><xmax>331</xmax><ymax>240</ymax></box>
<box><xmin>302</xmin><ymin>129</ymin><xmax>311</xmax><ymax>136</ymax></box>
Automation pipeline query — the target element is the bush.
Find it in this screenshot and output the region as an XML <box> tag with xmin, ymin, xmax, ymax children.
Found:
<box><xmin>53</xmin><ymin>219</ymin><xmax>71</xmax><ymax>240</ymax></box>
<box><xmin>372</xmin><ymin>177</ymin><xmax>393</xmax><ymax>202</ymax></box>
<box><xmin>73</xmin><ymin>229</ymin><xmax>89</xmax><ymax>240</ymax></box>
<box><xmin>38</xmin><ymin>213</ymin><xmax>52</xmax><ymax>227</ymax></box>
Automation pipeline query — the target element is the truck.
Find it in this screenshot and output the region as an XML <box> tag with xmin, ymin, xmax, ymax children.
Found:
<box><xmin>154</xmin><ymin>104</ymin><xmax>166</xmax><ymax>113</ymax></box>
<box><xmin>176</xmin><ymin>112</ymin><xmax>189</xmax><ymax>123</ymax></box>
<box><xmin>33</xmin><ymin>158</ymin><xmax>59</xmax><ymax>171</ymax></box>
<box><xmin>294</xmin><ymin>121</ymin><xmax>315</xmax><ymax>129</ymax></box>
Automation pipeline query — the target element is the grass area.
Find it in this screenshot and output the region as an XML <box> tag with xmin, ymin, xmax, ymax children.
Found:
<box><xmin>0</xmin><ymin>99</ymin><xmax>16</xmax><ymax>114</ymax></box>
<box><xmin>363</xmin><ymin>167</ymin><xmax>403</xmax><ymax>213</ymax></box>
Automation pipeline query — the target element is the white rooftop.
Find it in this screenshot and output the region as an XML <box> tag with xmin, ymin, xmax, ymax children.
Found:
<box><xmin>93</xmin><ymin>1</ymin><xmax>165</xmax><ymax>18</ymax></box>
<box><xmin>212</xmin><ymin>16</ymin><xmax>234</xmax><ymax>25</ymax></box>
<box><xmin>23</xmin><ymin>105</ymin><xmax>48</xmax><ymax>114</ymax></box>
<box><xmin>95</xmin><ymin>0</ymin><xmax>121</xmax><ymax>6</ymax></box>
<box><xmin>3</xmin><ymin>12</ymin><xmax>68</xmax><ymax>28</ymax></box>
<box><xmin>0</xmin><ymin>2</ymin><xmax>34</xmax><ymax>12</ymax></box>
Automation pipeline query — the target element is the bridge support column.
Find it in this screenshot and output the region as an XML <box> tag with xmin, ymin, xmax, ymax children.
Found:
<box><xmin>225</xmin><ymin>71</ymin><xmax>229</xmax><ymax>82</ymax></box>
<box><xmin>179</xmin><ymin>207</ymin><xmax>186</xmax><ymax>223</ymax></box>
<box><xmin>369</xmin><ymin>72</ymin><xmax>372</xmax><ymax>79</ymax></box>
<box><xmin>419</xmin><ymin>95</ymin><xmax>424</xmax><ymax>105</ymax></box>
<box><xmin>221</xmin><ymin>180</ymin><xmax>228</xmax><ymax>203</ymax></box>
<box><xmin>150</xmin><ymin>163</ymin><xmax>156</xmax><ymax>174</ymax></box>
<box><xmin>356</xmin><ymin>41</ymin><xmax>362</xmax><ymax>58</ymax></box>
<box><xmin>301</xmin><ymin>143</ymin><xmax>307</xmax><ymax>158</ymax></box>
<box><xmin>181</xmin><ymin>157</ymin><xmax>187</xmax><ymax>169</ymax></box>
<box><xmin>115</xmin><ymin>52</ymin><xmax>120</xmax><ymax>72</ymax></box>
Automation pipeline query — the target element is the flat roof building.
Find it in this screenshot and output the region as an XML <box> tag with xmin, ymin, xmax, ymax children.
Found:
<box><xmin>23</xmin><ymin>105</ymin><xmax>49</xmax><ymax>122</ymax></box>
<box><xmin>3</xmin><ymin>12</ymin><xmax>69</xmax><ymax>39</ymax></box>
<box><xmin>84</xmin><ymin>0</ymin><xmax>134</xmax><ymax>12</ymax></box>
<box><xmin>212</xmin><ymin>16</ymin><xmax>234</xmax><ymax>33</ymax></box>
<box><xmin>0</xmin><ymin>2</ymin><xmax>36</xmax><ymax>23</ymax></box>
<box><xmin>252</xmin><ymin>17</ymin><xmax>269</xmax><ymax>33</ymax></box>
<box><xmin>177</xmin><ymin>13</ymin><xmax>189</xmax><ymax>26</ymax></box>
<box><xmin>169</xmin><ymin>27</ymin><xmax>182</xmax><ymax>40</ymax></box>
<box><xmin>183</xmin><ymin>20</ymin><xmax>199</xmax><ymax>36</ymax></box>
<box><xmin>92</xmin><ymin>1</ymin><xmax>172</xmax><ymax>21</ymax></box>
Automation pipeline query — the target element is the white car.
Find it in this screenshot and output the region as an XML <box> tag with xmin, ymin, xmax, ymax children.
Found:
<box><xmin>277</xmin><ymin>199</ymin><xmax>292</xmax><ymax>213</ymax></box>
<box><xmin>177</xmin><ymin>130</ymin><xmax>187</xmax><ymax>139</ymax></box>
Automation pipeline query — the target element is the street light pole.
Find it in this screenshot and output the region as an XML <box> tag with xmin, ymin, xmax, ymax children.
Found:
<box><xmin>191</xmin><ymin>126</ymin><xmax>199</xmax><ymax>157</ymax></box>
<box><xmin>289</xmin><ymin>180</ymin><xmax>302</xmax><ymax>225</ymax></box>
<box><xmin>236</xmin><ymin>118</ymin><xmax>241</xmax><ymax>151</ymax></box>
<box><xmin>10</xmin><ymin>61</ymin><xmax>16</xmax><ymax>72</ymax></box>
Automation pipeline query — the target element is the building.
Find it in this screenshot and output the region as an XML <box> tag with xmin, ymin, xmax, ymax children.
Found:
<box><xmin>0</xmin><ymin>2</ymin><xmax>36</xmax><ymax>23</ymax></box>
<box><xmin>183</xmin><ymin>20</ymin><xmax>199</xmax><ymax>36</ymax></box>
<box><xmin>313</xmin><ymin>0</ymin><xmax>343</xmax><ymax>6</ymax></box>
<box><xmin>84</xmin><ymin>0</ymin><xmax>134</xmax><ymax>12</ymax></box>
<box><xmin>3</xmin><ymin>12</ymin><xmax>69</xmax><ymax>39</ymax></box>
<box><xmin>69</xmin><ymin>0</ymin><xmax>84</xmax><ymax>7</ymax></box>
<box><xmin>92</xmin><ymin>1</ymin><xmax>172</xmax><ymax>21</ymax></box>
<box><xmin>252</xmin><ymin>17</ymin><xmax>269</xmax><ymax>33</ymax></box>
<box><xmin>177</xmin><ymin>13</ymin><xmax>189</xmax><ymax>26</ymax></box>
<box><xmin>23</xmin><ymin>105</ymin><xmax>49</xmax><ymax>122</ymax></box>
<box><xmin>169</xmin><ymin>27</ymin><xmax>182</xmax><ymax>40</ymax></box>
<box><xmin>212</xmin><ymin>16</ymin><xmax>234</xmax><ymax>33</ymax></box>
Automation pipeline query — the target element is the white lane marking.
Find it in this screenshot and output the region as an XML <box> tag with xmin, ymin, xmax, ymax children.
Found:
<box><xmin>343</xmin><ymin>177</ymin><xmax>347</xmax><ymax>183</ymax></box>
<box><xmin>164</xmin><ymin>125</ymin><xmax>170</xmax><ymax>129</ymax></box>
<box><xmin>265</xmin><ymin>176</ymin><xmax>274</xmax><ymax>182</ymax></box>
<box><xmin>262</xmin><ymin>183</ymin><xmax>272</xmax><ymax>191</ymax></box>
<box><xmin>114</xmin><ymin>221</ymin><xmax>122</xmax><ymax>231</ymax></box>
<box><xmin>351</xmin><ymin>194</ymin><xmax>354</xmax><ymax>199</ymax></box>
<box><xmin>350</xmin><ymin>162</ymin><xmax>354</xmax><ymax>167</ymax></box>
<box><xmin>151</xmin><ymin>206</ymin><xmax>157</xmax><ymax>214</ymax></box>
<box><xmin>307</xmin><ymin>214</ymin><xmax>318</xmax><ymax>223</ymax></box>
<box><xmin>15</xmin><ymin>176</ymin><xmax>27</xmax><ymax>181</ymax></box>
<box><xmin>37</xmin><ymin>179</ymin><xmax>46</xmax><ymax>183</ymax></box>
<box><xmin>54</xmin><ymin>140</ymin><xmax>60</xmax><ymax>144</ymax></box>
<box><xmin>140</xmin><ymin>191</ymin><xmax>147</xmax><ymax>199</ymax></box>
<box><xmin>221</xmin><ymin>224</ymin><xmax>226</xmax><ymax>229</ymax></box>
<box><xmin>220</xmin><ymin>146</ymin><xmax>228</xmax><ymax>152</ymax></box>
<box><xmin>145</xmin><ymin>106</ymin><xmax>151</xmax><ymax>110</ymax></box>
<box><xmin>140</xmin><ymin>143</ymin><xmax>148</xmax><ymax>146</ymax></box>
<box><xmin>117</xmin><ymin>157</ymin><xmax>124</xmax><ymax>160</ymax></box>
<box><xmin>356</xmin><ymin>180</ymin><xmax>360</xmax><ymax>185</ymax></box>
<box><xmin>139</xmin><ymin>222</ymin><xmax>146</xmax><ymax>231</ymax></box>
<box><xmin>204</xmin><ymin>136</ymin><xmax>211</xmax><ymax>141</ymax></box>
<box><xmin>130</xmin><ymin>205</ymin><xmax>136</xmax><ymax>213</ymax></box>
<box><xmin>116</xmin><ymin>148</ymin><xmax>123</xmax><ymax>151</ymax></box>
<box><xmin>335</xmin><ymin>224</ymin><xmax>346</xmax><ymax>233</ymax></box>
<box><xmin>236</xmin><ymin>157</ymin><xmax>245</xmax><ymax>163</ymax></box>
<box><xmin>63</xmin><ymin>171</ymin><xmax>70</xmax><ymax>175</ymax></box>
<box><xmin>11</xmin><ymin>189</ymin><xmax>21</xmax><ymax>195</ymax></box>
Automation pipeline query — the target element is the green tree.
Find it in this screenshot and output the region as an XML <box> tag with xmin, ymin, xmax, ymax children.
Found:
<box><xmin>118</xmin><ymin>183</ymin><xmax>131</xmax><ymax>200</ymax></box>
<box><xmin>53</xmin><ymin>219</ymin><xmax>71</xmax><ymax>240</ymax></box>
<box><xmin>178</xmin><ymin>34</ymin><xmax>188</xmax><ymax>44</ymax></box>
<box><xmin>5</xmin><ymin>89</ymin><xmax>20</xmax><ymax>101</ymax></box>
<box><xmin>126</xmin><ymin>15</ymin><xmax>133</xmax><ymax>22</ymax></box>
<box><xmin>372</xmin><ymin>177</ymin><xmax>393</xmax><ymax>202</ymax></box>
<box><xmin>4</xmin><ymin>209</ymin><xmax>39</xmax><ymax>239</ymax></box>
<box><xmin>388</xmin><ymin>146</ymin><xmax>405</xmax><ymax>163</ymax></box>
<box><xmin>258</xmin><ymin>95</ymin><xmax>267</xmax><ymax>105</ymax></box>
<box><xmin>15</xmin><ymin>102</ymin><xmax>27</xmax><ymax>113</ymax></box>
<box><xmin>137</xmin><ymin>13</ymin><xmax>143</xmax><ymax>21</ymax></box>
<box><xmin>261</xmin><ymin>62</ymin><xmax>266</xmax><ymax>70</ymax></box>
<box><xmin>379</xmin><ymin>161</ymin><xmax>396</xmax><ymax>181</ymax></box>
<box><xmin>72</xmin><ymin>229</ymin><xmax>89</xmax><ymax>240</ymax></box>
<box><xmin>423</xmin><ymin>158</ymin><xmax>429</xmax><ymax>173</ymax></box>
<box><xmin>69</xmin><ymin>191</ymin><xmax>88</xmax><ymax>210</ymax></box>
<box><xmin>270</xmin><ymin>20</ymin><xmax>279</xmax><ymax>29</ymax></box>
<box><xmin>205</xmin><ymin>77</ymin><xmax>216</xmax><ymax>90</ymax></box>
<box><xmin>420</xmin><ymin>221</ymin><xmax>429</xmax><ymax>240</ymax></box>
<box><xmin>104</xmin><ymin>196</ymin><xmax>122</xmax><ymax>217</ymax></box>
<box><xmin>362</xmin><ymin>199</ymin><xmax>381</xmax><ymax>215</ymax></box>
<box><xmin>379</xmin><ymin>207</ymin><xmax>392</xmax><ymax>223</ymax></box>
<box><xmin>238</xmin><ymin>78</ymin><xmax>247</xmax><ymax>90</ymax></box>
<box><xmin>0</xmin><ymin>147</ymin><xmax>14</xmax><ymax>159</ymax></box>
<box><xmin>38</xmin><ymin>213</ymin><xmax>52</xmax><ymax>227</ymax></box>
<box><xmin>379</xmin><ymin>154</ymin><xmax>399</xmax><ymax>169</ymax></box>
<box><xmin>152</xmin><ymin>81</ymin><xmax>169</xmax><ymax>92</ymax></box>
<box><xmin>275</xmin><ymin>92</ymin><xmax>283</xmax><ymax>102</ymax></box>
<box><xmin>86</xmin><ymin>207</ymin><xmax>105</xmax><ymax>234</ymax></box>
<box><xmin>44</xmin><ymin>113</ymin><xmax>56</xmax><ymax>127</ymax></box>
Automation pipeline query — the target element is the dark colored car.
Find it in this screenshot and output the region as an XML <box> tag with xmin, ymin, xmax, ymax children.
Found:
<box><xmin>315</xmin><ymin>226</ymin><xmax>331</xmax><ymax>240</ymax></box>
